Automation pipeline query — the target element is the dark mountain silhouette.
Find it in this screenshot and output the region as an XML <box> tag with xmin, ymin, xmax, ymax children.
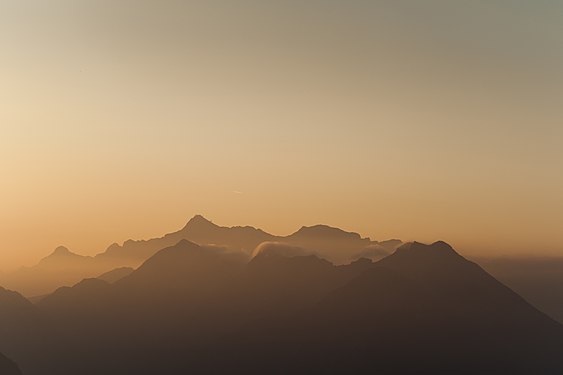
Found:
<box><xmin>350</xmin><ymin>243</ymin><xmax>390</xmax><ymax>261</ymax></box>
<box><xmin>1</xmin><ymin>216</ymin><xmax>400</xmax><ymax>297</ymax></box>
<box><xmin>476</xmin><ymin>256</ymin><xmax>563</xmax><ymax>324</ymax></box>
<box><xmin>363</xmin><ymin>242</ymin><xmax>563</xmax><ymax>372</ymax></box>
<box><xmin>113</xmin><ymin>240</ymin><xmax>248</xmax><ymax>297</ymax></box>
<box><xmin>0</xmin><ymin>287</ymin><xmax>36</xmax><ymax>320</ymax></box>
<box><xmin>0</xmin><ymin>287</ymin><xmax>45</xmax><ymax>375</ymax></box>
<box><xmin>3</xmin><ymin>239</ymin><xmax>561</xmax><ymax>374</ymax></box>
<box><xmin>96</xmin><ymin>267</ymin><xmax>134</xmax><ymax>284</ymax></box>
<box><xmin>376</xmin><ymin>238</ymin><xmax>403</xmax><ymax>251</ymax></box>
<box><xmin>38</xmin><ymin>278</ymin><xmax>111</xmax><ymax>315</ymax></box>
<box><xmin>0</xmin><ymin>287</ymin><xmax>41</xmax><ymax>351</ymax></box>
<box><xmin>241</xmin><ymin>241</ymin><xmax>563</xmax><ymax>373</ymax></box>
<box><xmin>95</xmin><ymin>215</ymin><xmax>275</xmax><ymax>267</ymax></box>
<box><xmin>285</xmin><ymin>224</ymin><xmax>372</xmax><ymax>264</ymax></box>
<box><xmin>179</xmin><ymin>215</ymin><xmax>276</xmax><ymax>251</ymax></box>
<box><xmin>288</xmin><ymin>224</ymin><xmax>364</xmax><ymax>241</ymax></box>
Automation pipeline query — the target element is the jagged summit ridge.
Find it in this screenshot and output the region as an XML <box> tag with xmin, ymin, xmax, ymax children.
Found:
<box><xmin>182</xmin><ymin>215</ymin><xmax>218</xmax><ymax>231</ymax></box>
<box><xmin>4</xmin><ymin>215</ymin><xmax>398</xmax><ymax>296</ymax></box>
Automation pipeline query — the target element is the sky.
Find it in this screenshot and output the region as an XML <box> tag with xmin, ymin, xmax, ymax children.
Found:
<box><xmin>1</xmin><ymin>0</ymin><xmax>562</xmax><ymax>269</ymax></box>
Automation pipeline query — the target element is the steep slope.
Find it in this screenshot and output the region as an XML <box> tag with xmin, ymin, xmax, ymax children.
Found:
<box><xmin>38</xmin><ymin>278</ymin><xmax>111</xmax><ymax>316</ymax></box>
<box><xmin>31</xmin><ymin>241</ymin><xmax>380</xmax><ymax>374</ymax></box>
<box><xmin>287</xmin><ymin>241</ymin><xmax>563</xmax><ymax>373</ymax></box>
<box><xmin>177</xmin><ymin>241</ymin><xmax>563</xmax><ymax>373</ymax></box>
<box><xmin>0</xmin><ymin>287</ymin><xmax>41</xmax><ymax>349</ymax></box>
<box><xmin>476</xmin><ymin>256</ymin><xmax>563</xmax><ymax>324</ymax></box>
<box><xmin>0</xmin><ymin>287</ymin><xmax>45</xmax><ymax>375</ymax></box>
<box><xmin>16</xmin><ymin>240</ymin><xmax>563</xmax><ymax>374</ymax></box>
<box><xmin>16</xmin><ymin>237</ymin><xmax>563</xmax><ymax>374</ymax></box>
<box><xmin>96</xmin><ymin>267</ymin><xmax>134</xmax><ymax>284</ymax></box>
<box><xmin>114</xmin><ymin>239</ymin><xmax>248</xmax><ymax>292</ymax></box>
<box><xmin>27</xmin><ymin>240</ymin><xmax>250</xmax><ymax>375</ymax></box>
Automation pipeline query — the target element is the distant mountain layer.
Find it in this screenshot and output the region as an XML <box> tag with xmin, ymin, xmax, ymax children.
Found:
<box><xmin>0</xmin><ymin>246</ymin><xmax>104</xmax><ymax>297</ymax></box>
<box><xmin>0</xmin><ymin>215</ymin><xmax>401</xmax><ymax>296</ymax></box>
<box><xmin>1</xmin><ymin>240</ymin><xmax>562</xmax><ymax>374</ymax></box>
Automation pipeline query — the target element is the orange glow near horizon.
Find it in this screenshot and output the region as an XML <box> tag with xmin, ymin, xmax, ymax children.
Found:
<box><xmin>1</xmin><ymin>1</ymin><xmax>562</xmax><ymax>269</ymax></box>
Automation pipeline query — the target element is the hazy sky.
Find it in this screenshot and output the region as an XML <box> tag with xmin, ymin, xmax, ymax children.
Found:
<box><xmin>1</xmin><ymin>0</ymin><xmax>562</xmax><ymax>268</ymax></box>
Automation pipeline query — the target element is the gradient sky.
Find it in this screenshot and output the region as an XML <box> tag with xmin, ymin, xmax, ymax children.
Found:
<box><xmin>1</xmin><ymin>0</ymin><xmax>562</xmax><ymax>269</ymax></box>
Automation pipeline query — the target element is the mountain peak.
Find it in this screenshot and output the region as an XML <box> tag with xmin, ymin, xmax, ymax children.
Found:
<box><xmin>50</xmin><ymin>246</ymin><xmax>74</xmax><ymax>257</ymax></box>
<box><xmin>175</xmin><ymin>238</ymin><xmax>201</xmax><ymax>248</ymax></box>
<box><xmin>431</xmin><ymin>240</ymin><xmax>456</xmax><ymax>252</ymax></box>
<box><xmin>38</xmin><ymin>246</ymin><xmax>87</xmax><ymax>266</ymax></box>
<box><xmin>182</xmin><ymin>215</ymin><xmax>218</xmax><ymax>231</ymax></box>
<box><xmin>291</xmin><ymin>225</ymin><xmax>362</xmax><ymax>240</ymax></box>
<box><xmin>393</xmin><ymin>241</ymin><xmax>459</xmax><ymax>259</ymax></box>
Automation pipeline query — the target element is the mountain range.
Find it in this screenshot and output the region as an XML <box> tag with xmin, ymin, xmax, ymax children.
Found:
<box><xmin>0</xmin><ymin>215</ymin><xmax>401</xmax><ymax>296</ymax></box>
<box><xmin>1</xmin><ymin>239</ymin><xmax>563</xmax><ymax>374</ymax></box>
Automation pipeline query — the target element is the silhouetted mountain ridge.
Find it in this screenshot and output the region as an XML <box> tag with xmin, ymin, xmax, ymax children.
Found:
<box><xmin>48</xmin><ymin>246</ymin><xmax>76</xmax><ymax>257</ymax></box>
<box><xmin>477</xmin><ymin>256</ymin><xmax>563</xmax><ymax>324</ymax></box>
<box><xmin>39</xmin><ymin>246</ymin><xmax>91</xmax><ymax>264</ymax></box>
<box><xmin>276</xmin><ymin>241</ymin><xmax>563</xmax><ymax>373</ymax></box>
<box><xmin>288</xmin><ymin>224</ymin><xmax>364</xmax><ymax>241</ymax></box>
<box><xmin>96</xmin><ymin>267</ymin><xmax>134</xmax><ymax>284</ymax></box>
<box><xmin>180</xmin><ymin>214</ymin><xmax>220</xmax><ymax>231</ymax></box>
<box><xmin>2</xmin><ymin>216</ymin><xmax>401</xmax><ymax>296</ymax></box>
<box><xmin>2</xmin><ymin>239</ymin><xmax>563</xmax><ymax>374</ymax></box>
<box><xmin>0</xmin><ymin>287</ymin><xmax>44</xmax><ymax>375</ymax></box>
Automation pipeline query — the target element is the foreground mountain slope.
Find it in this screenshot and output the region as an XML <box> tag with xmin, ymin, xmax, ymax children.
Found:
<box><xmin>476</xmin><ymin>256</ymin><xmax>563</xmax><ymax>324</ymax></box>
<box><xmin>203</xmin><ymin>242</ymin><xmax>563</xmax><ymax>374</ymax></box>
<box><xmin>11</xmin><ymin>240</ymin><xmax>559</xmax><ymax>374</ymax></box>
<box><xmin>288</xmin><ymin>241</ymin><xmax>563</xmax><ymax>373</ymax></box>
<box><xmin>0</xmin><ymin>287</ymin><xmax>45</xmax><ymax>375</ymax></box>
<box><xmin>0</xmin><ymin>353</ymin><xmax>21</xmax><ymax>375</ymax></box>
